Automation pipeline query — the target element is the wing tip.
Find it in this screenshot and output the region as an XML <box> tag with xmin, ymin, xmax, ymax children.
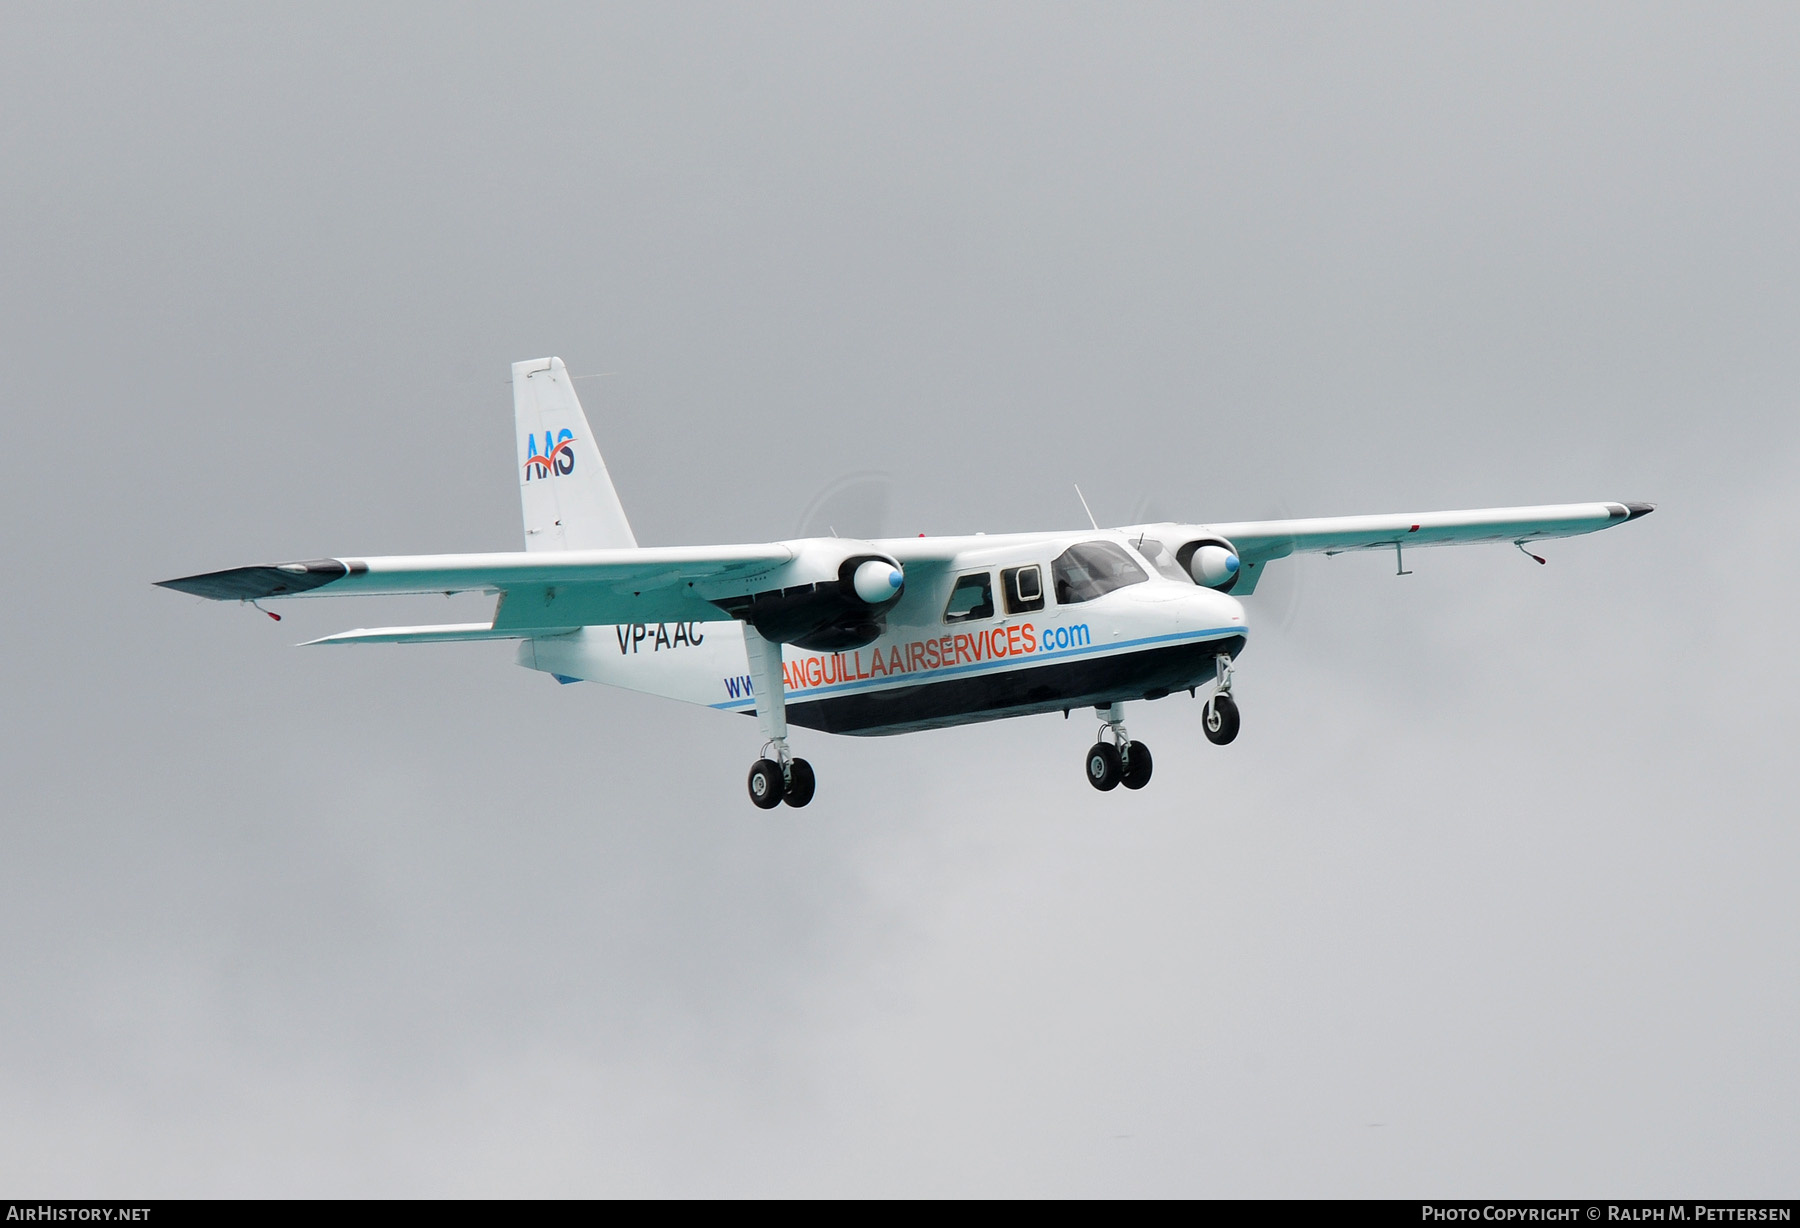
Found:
<box><xmin>154</xmin><ymin>559</ymin><xmax>353</xmax><ymax>601</ymax></box>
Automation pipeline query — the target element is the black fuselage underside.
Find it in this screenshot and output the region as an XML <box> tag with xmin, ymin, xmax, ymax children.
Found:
<box><xmin>776</xmin><ymin>634</ymin><xmax>1248</xmax><ymax>736</ymax></box>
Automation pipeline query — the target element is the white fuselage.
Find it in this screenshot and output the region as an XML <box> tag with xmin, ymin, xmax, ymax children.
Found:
<box><xmin>520</xmin><ymin>530</ymin><xmax>1249</xmax><ymax>735</ymax></box>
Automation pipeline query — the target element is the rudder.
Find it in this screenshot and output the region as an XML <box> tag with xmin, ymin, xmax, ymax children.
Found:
<box><xmin>513</xmin><ymin>357</ymin><xmax>638</xmax><ymax>551</ymax></box>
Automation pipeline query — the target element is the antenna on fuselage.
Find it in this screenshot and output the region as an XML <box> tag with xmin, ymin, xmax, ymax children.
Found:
<box><xmin>1074</xmin><ymin>485</ymin><xmax>1100</xmax><ymax>531</ymax></box>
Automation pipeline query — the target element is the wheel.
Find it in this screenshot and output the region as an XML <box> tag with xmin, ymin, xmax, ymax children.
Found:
<box><xmin>1203</xmin><ymin>693</ymin><xmax>1240</xmax><ymax>745</ymax></box>
<box><xmin>783</xmin><ymin>758</ymin><xmax>816</xmax><ymax>808</ymax></box>
<box><xmin>1085</xmin><ymin>741</ymin><xmax>1122</xmax><ymax>791</ymax></box>
<box><xmin>1121</xmin><ymin>741</ymin><xmax>1154</xmax><ymax>789</ymax></box>
<box><xmin>747</xmin><ymin>758</ymin><xmax>785</xmax><ymax>809</ymax></box>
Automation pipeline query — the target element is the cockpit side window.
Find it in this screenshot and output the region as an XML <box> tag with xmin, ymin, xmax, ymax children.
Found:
<box><xmin>1051</xmin><ymin>541</ymin><xmax>1149</xmax><ymax>604</ymax></box>
<box><xmin>943</xmin><ymin>571</ymin><xmax>995</xmax><ymax>623</ymax></box>
<box><xmin>1001</xmin><ymin>565</ymin><xmax>1045</xmax><ymax>614</ymax></box>
<box><xmin>1133</xmin><ymin>537</ymin><xmax>1192</xmax><ymax>584</ymax></box>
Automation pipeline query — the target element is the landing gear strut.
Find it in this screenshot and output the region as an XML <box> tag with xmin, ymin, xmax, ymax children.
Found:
<box><xmin>1204</xmin><ymin>652</ymin><xmax>1240</xmax><ymax>745</ymax></box>
<box><xmin>1087</xmin><ymin>702</ymin><xmax>1153</xmax><ymax>792</ymax></box>
<box><xmin>743</xmin><ymin>625</ymin><xmax>816</xmax><ymax>809</ymax></box>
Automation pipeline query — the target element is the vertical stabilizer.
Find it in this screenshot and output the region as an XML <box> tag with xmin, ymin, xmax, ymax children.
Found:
<box><xmin>512</xmin><ymin>357</ymin><xmax>638</xmax><ymax>551</ymax></box>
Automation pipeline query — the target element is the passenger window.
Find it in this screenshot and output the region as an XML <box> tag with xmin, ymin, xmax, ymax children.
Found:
<box><xmin>1052</xmin><ymin>541</ymin><xmax>1149</xmax><ymax>604</ymax></box>
<box><xmin>1002</xmin><ymin>565</ymin><xmax>1045</xmax><ymax>614</ymax></box>
<box><xmin>943</xmin><ymin>572</ymin><xmax>995</xmax><ymax>623</ymax></box>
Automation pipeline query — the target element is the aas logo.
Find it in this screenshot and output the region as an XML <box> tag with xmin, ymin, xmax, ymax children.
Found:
<box><xmin>523</xmin><ymin>429</ymin><xmax>576</xmax><ymax>481</ymax></box>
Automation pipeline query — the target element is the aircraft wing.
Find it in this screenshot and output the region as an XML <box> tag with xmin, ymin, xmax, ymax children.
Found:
<box><xmin>1184</xmin><ymin>501</ymin><xmax>1654</xmax><ymax>594</ymax></box>
<box><xmin>156</xmin><ymin>544</ymin><xmax>797</xmax><ymax>631</ymax></box>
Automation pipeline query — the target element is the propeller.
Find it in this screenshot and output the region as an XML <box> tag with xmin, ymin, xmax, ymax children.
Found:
<box><xmin>796</xmin><ymin>469</ymin><xmax>894</xmax><ymax>541</ymax></box>
<box><xmin>1244</xmin><ymin>494</ymin><xmax>1306</xmax><ymax>635</ymax></box>
<box><xmin>1130</xmin><ymin>492</ymin><xmax>1305</xmax><ymax>634</ymax></box>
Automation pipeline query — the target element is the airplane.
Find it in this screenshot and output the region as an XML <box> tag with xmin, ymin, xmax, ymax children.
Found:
<box><xmin>158</xmin><ymin>357</ymin><xmax>1654</xmax><ymax>808</ymax></box>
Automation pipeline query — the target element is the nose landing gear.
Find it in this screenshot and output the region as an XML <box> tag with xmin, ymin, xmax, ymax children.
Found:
<box><xmin>1203</xmin><ymin>652</ymin><xmax>1240</xmax><ymax>745</ymax></box>
<box><xmin>1202</xmin><ymin>694</ymin><xmax>1240</xmax><ymax>745</ymax></box>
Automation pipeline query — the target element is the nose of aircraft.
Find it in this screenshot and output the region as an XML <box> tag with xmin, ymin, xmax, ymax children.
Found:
<box><xmin>1174</xmin><ymin>583</ymin><xmax>1247</xmax><ymax>635</ymax></box>
<box><xmin>1118</xmin><ymin>580</ymin><xmax>1249</xmax><ymax>641</ymax></box>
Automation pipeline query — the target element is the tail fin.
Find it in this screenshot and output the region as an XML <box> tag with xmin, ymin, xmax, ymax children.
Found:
<box><xmin>513</xmin><ymin>357</ymin><xmax>638</xmax><ymax>551</ymax></box>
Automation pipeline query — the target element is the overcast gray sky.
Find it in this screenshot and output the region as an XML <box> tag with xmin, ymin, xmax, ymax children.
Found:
<box><xmin>2</xmin><ymin>2</ymin><xmax>1795</xmax><ymax>1197</ymax></box>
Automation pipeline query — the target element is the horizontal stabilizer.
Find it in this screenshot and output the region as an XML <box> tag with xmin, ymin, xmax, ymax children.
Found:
<box><xmin>302</xmin><ymin>623</ymin><xmax>578</xmax><ymax>646</ymax></box>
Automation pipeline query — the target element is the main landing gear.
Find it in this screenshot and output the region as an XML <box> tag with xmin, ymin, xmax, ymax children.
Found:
<box><xmin>1087</xmin><ymin>703</ymin><xmax>1154</xmax><ymax>792</ymax></box>
<box><xmin>742</xmin><ymin>625</ymin><xmax>816</xmax><ymax>809</ymax></box>
<box><xmin>747</xmin><ymin>752</ymin><xmax>815</xmax><ymax>809</ymax></box>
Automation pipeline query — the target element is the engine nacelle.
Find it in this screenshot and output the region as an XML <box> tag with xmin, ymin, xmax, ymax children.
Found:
<box><xmin>852</xmin><ymin>558</ymin><xmax>904</xmax><ymax>604</ymax></box>
<box><xmin>715</xmin><ymin>548</ymin><xmax>906</xmax><ymax>651</ymax></box>
<box><xmin>1176</xmin><ymin>537</ymin><xmax>1242</xmax><ymax>592</ymax></box>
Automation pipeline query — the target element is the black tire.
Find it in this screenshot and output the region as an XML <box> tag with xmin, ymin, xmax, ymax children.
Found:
<box><xmin>1203</xmin><ymin>693</ymin><xmax>1240</xmax><ymax>745</ymax></box>
<box><xmin>1085</xmin><ymin>741</ymin><xmax>1122</xmax><ymax>791</ymax></box>
<box><xmin>747</xmin><ymin>758</ymin><xmax>785</xmax><ymax>809</ymax></box>
<box><xmin>783</xmin><ymin>758</ymin><xmax>816</xmax><ymax>808</ymax></box>
<box><xmin>1121</xmin><ymin>741</ymin><xmax>1154</xmax><ymax>790</ymax></box>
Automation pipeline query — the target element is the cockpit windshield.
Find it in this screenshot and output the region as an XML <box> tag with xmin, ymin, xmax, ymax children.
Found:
<box><xmin>1051</xmin><ymin>541</ymin><xmax>1149</xmax><ymax>604</ymax></box>
<box><xmin>1132</xmin><ymin>537</ymin><xmax>1192</xmax><ymax>584</ymax></box>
